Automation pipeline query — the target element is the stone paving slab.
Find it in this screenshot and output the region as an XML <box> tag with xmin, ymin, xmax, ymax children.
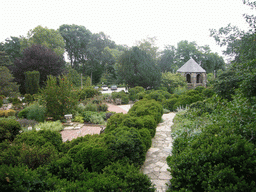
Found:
<box><xmin>141</xmin><ymin>112</ymin><xmax>176</xmax><ymax>192</ymax></box>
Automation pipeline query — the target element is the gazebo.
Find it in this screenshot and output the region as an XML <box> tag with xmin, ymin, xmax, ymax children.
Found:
<box><xmin>177</xmin><ymin>58</ymin><xmax>206</xmax><ymax>88</ymax></box>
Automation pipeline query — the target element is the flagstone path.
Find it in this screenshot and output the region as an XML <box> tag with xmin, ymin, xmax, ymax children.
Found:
<box><xmin>141</xmin><ymin>112</ymin><xmax>175</xmax><ymax>192</ymax></box>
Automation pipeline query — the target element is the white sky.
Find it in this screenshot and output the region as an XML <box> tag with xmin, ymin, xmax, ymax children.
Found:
<box><xmin>0</xmin><ymin>0</ymin><xmax>254</xmax><ymax>58</ymax></box>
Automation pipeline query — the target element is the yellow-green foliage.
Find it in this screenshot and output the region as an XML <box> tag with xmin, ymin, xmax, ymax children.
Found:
<box><xmin>0</xmin><ymin>109</ymin><xmax>16</xmax><ymax>117</ymax></box>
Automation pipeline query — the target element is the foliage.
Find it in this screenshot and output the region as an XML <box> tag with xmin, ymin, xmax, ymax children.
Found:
<box><xmin>0</xmin><ymin>119</ymin><xmax>21</xmax><ymax>142</ymax></box>
<box><xmin>112</xmin><ymin>90</ymin><xmax>129</xmax><ymax>104</ymax></box>
<box><xmin>0</xmin><ymin>109</ymin><xmax>16</xmax><ymax>118</ymax></box>
<box><xmin>0</xmin><ymin>165</ymin><xmax>59</xmax><ymax>191</ymax></box>
<box><xmin>18</xmin><ymin>102</ymin><xmax>46</xmax><ymax>122</ymax></box>
<box><xmin>118</xmin><ymin>46</ymin><xmax>161</xmax><ymax>88</ymax></box>
<box><xmin>16</xmin><ymin>118</ymin><xmax>38</xmax><ymax>129</ymax></box>
<box><xmin>2</xmin><ymin>36</ymin><xmax>22</xmax><ymax>63</ymax></box>
<box><xmin>34</xmin><ymin>121</ymin><xmax>63</xmax><ymax>132</ymax></box>
<box><xmin>160</xmin><ymin>72</ymin><xmax>187</xmax><ymax>93</ymax></box>
<box><xmin>167</xmin><ymin>93</ymin><xmax>256</xmax><ymax>191</ymax></box>
<box><xmin>78</xmin><ymin>87</ymin><xmax>100</xmax><ymax>100</ymax></box>
<box><xmin>13</xmin><ymin>45</ymin><xmax>65</xmax><ymax>94</ymax></box>
<box><xmin>73</xmin><ymin>115</ymin><xmax>84</xmax><ymax>123</ymax></box>
<box><xmin>66</xmin><ymin>68</ymin><xmax>81</xmax><ymax>87</ymax></box>
<box><xmin>41</xmin><ymin>75</ymin><xmax>78</xmax><ymax>120</ymax></box>
<box><xmin>105</xmin><ymin>126</ymin><xmax>146</xmax><ymax>167</ymax></box>
<box><xmin>24</xmin><ymin>70</ymin><xmax>40</xmax><ymax>95</ymax></box>
<box><xmin>21</xmin><ymin>25</ymin><xmax>65</xmax><ymax>56</ymax></box>
<box><xmin>0</xmin><ymin>66</ymin><xmax>19</xmax><ymax>97</ymax></box>
<box><xmin>128</xmin><ymin>86</ymin><xmax>145</xmax><ymax>101</ymax></box>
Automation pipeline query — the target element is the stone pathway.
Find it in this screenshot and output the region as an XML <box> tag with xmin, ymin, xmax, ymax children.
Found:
<box><xmin>141</xmin><ymin>112</ymin><xmax>176</xmax><ymax>192</ymax></box>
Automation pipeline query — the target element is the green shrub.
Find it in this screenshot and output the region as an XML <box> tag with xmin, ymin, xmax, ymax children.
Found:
<box><xmin>0</xmin><ymin>99</ymin><xmax>2</xmax><ymax>108</ymax></box>
<box><xmin>73</xmin><ymin>115</ymin><xmax>84</xmax><ymax>123</ymax></box>
<box><xmin>102</xmin><ymin>161</ymin><xmax>156</xmax><ymax>192</ymax></box>
<box><xmin>82</xmin><ymin>111</ymin><xmax>95</xmax><ymax>122</ymax></box>
<box><xmin>163</xmin><ymin>97</ymin><xmax>178</xmax><ymax>111</ymax></box>
<box><xmin>138</xmin><ymin>128</ymin><xmax>152</xmax><ymax>151</ymax></box>
<box><xmin>0</xmin><ymin>119</ymin><xmax>21</xmax><ymax>142</ymax></box>
<box><xmin>90</xmin><ymin>113</ymin><xmax>105</xmax><ymax>124</ymax></box>
<box><xmin>97</xmin><ymin>103</ymin><xmax>108</xmax><ymax>112</ymax></box>
<box><xmin>202</xmin><ymin>88</ymin><xmax>215</xmax><ymax>98</ymax></box>
<box><xmin>141</xmin><ymin>115</ymin><xmax>157</xmax><ymax>137</ymax></box>
<box><xmin>129</xmin><ymin>86</ymin><xmax>145</xmax><ymax>101</ymax></box>
<box><xmin>4</xmin><ymin>109</ymin><xmax>16</xmax><ymax>117</ymax></box>
<box><xmin>16</xmin><ymin>119</ymin><xmax>38</xmax><ymax>129</ymax></box>
<box><xmin>18</xmin><ymin>107</ymin><xmax>29</xmax><ymax>118</ymax></box>
<box><xmin>0</xmin><ymin>165</ymin><xmax>59</xmax><ymax>191</ymax></box>
<box><xmin>34</xmin><ymin>120</ymin><xmax>63</xmax><ymax>132</ymax></box>
<box><xmin>84</xmin><ymin>102</ymin><xmax>98</xmax><ymax>112</ymax></box>
<box><xmin>26</xmin><ymin>102</ymin><xmax>46</xmax><ymax>122</ymax></box>
<box><xmin>105</xmin><ymin>127</ymin><xmax>146</xmax><ymax>167</ymax></box>
<box><xmin>105</xmin><ymin>113</ymin><xmax>127</xmax><ymax>133</ymax></box>
<box><xmin>121</xmin><ymin>115</ymin><xmax>144</xmax><ymax>129</ymax></box>
<box><xmin>78</xmin><ymin>87</ymin><xmax>100</xmax><ymax>100</ymax></box>
<box><xmin>47</xmin><ymin>155</ymin><xmax>85</xmax><ymax>181</ymax></box>
<box><xmin>112</xmin><ymin>91</ymin><xmax>129</xmax><ymax>104</ymax></box>
<box><xmin>25</xmin><ymin>70</ymin><xmax>40</xmax><ymax>95</ymax></box>
<box><xmin>23</xmin><ymin>93</ymin><xmax>34</xmax><ymax>103</ymax></box>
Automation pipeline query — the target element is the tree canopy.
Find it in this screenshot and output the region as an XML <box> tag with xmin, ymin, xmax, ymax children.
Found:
<box><xmin>12</xmin><ymin>44</ymin><xmax>65</xmax><ymax>94</ymax></box>
<box><xmin>117</xmin><ymin>46</ymin><xmax>161</xmax><ymax>88</ymax></box>
<box><xmin>21</xmin><ymin>25</ymin><xmax>65</xmax><ymax>57</ymax></box>
<box><xmin>0</xmin><ymin>66</ymin><xmax>19</xmax><ymax>97</ymax></box>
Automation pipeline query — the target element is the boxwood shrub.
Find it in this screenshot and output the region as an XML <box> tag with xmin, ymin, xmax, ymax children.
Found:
<box><xmin>0</xmin><ymin>119</ymin><xmax>21</xmax><ymax>142</ymax></box>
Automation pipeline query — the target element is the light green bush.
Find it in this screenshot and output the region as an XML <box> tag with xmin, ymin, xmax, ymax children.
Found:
<box><xmin>34</xmin><ymin>120</ymin><xmax>63</xmax><ymax>132</ymax></box>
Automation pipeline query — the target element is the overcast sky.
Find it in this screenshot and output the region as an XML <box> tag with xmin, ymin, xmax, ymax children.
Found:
<box><xmin>0</xmin><ymin>0</ymin><xmax>254</xmax><ymax>58</ymax></box>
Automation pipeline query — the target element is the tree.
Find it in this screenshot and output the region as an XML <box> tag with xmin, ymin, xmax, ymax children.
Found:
<box><xmin>161</xmin><ymin>72</ymin><xmax>187</xmax><ymax>93</ymax></box>
<box><xmin>136</xmin><ymin>37</ymin><xmax>159</xmax><ymax>61</ymax></box>
<box><xmin>117</xmin><ymin>46</ymin><xmax>161</xmax><ymax>88</ymax></box>
<box><xmin>59</xmin><ymin>24</ymin><xmax>92</xmax><ymax>69</ymax></box>
<box><xmin>3</xmin><ymin>36</ymin><xmax>22</xmax><ymax>62</ymax></box>
<box><xmin>158</xmin><ymin>45</ymin><xmax>176</xmax><ymax>72</ymax></box>
<box><xmin>12</xmin><ymin>44</ymin><xmax>65</xmax><ymax>94</ymax></box>
<box><xmin>0</xmin><ymin>66</ymin><xmax>19</xmax><ymax>97</ymax></box>
<box><xmin>25</xmin><ymin>71</ymin><xmax>40</xmax><ymax>95</ymax></box>
<box><xmin>0</xmin><ymin>51</ymin><xmax>12</xmax><ymax>67</ymax></box>
<box><xmin>21</xmin><ymin>25</ymin><xmax>65</xmax><ymax>56</ymax></box>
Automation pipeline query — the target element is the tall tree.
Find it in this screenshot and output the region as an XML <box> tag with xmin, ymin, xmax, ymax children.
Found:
<box><xmin>3</xmin><ymin>36</ymin><xmax>22</xmax><ymax>62</ymax></box>
<box><xmin>12</xmin><ymin>45</ymin><xmax>65</xmax><ymax>94</ymax></box>
<box><xmin>59</xmin><ymin>24</ymin><xmax>91</xmax><ymax>69</ymax></box>
<box><xmin>21</xmin><ymin>25</ymin><xmax>65</xmax><ymax>56</ymax></box>
<box><xmin>158</xmin><ymin>45</ymin><xmax>176</xmax><ymax>72</ymax></box>
<box><xmin>136</xmin><ymin>37</ymin><xmax>159</xmax><ymax>60</ymax></box>
<box><xmin>117</xmin><ymin>46</ymin><xmax>161</xmax><ymax>88</ymax></box>
<box><xmin>0</xmin><ymin>66</ymin><xmax>19</xmax><ymax>97</ymax></box>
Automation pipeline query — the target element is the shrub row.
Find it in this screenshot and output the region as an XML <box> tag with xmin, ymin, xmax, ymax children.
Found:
<box><xmin>167</xmin><ymin>95</ymin><xmax>256</xmax><ymax>191</ymax></box>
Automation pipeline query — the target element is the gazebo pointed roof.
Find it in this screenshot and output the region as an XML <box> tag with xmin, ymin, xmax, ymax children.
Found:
<box><xmin>177</xmin><ymin>58</ymin><xmax>206</xmax><ymax>73</ymax></box>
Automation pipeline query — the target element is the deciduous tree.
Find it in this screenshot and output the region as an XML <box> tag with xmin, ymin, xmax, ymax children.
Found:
<box><xmin>12</xmin><ymin>45</ymin><xmax>65</xmax><ymax>94</ymax></box>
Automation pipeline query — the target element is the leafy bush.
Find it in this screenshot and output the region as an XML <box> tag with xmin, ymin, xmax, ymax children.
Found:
<box><xmin>112</xmin><ymin>91</ymin><xmax>129</xmax><ymax>104</ymax></box>
<box><xmin>16</xmin><ymin>119</ymin><xmax>38</xmax><ymax>130</ymax></box>
<box><xmin>0</xmin><ymin>119</ymin><xmax>21</xmax><ymax>142</ymax></box>
<box><xmin>163</xmin><ymin>97</ymin><xmax>178</xmax><ymax>111</ymax></box>
<box><xmin>0</xmin><ymin>99</ymin><xmax>2</xmax><ymax>108</ymax></box>
<box><xmin>0</xmin><ymin>165</ymin><xmax>59</xmax><ymax>191</ymax></box>
<box><xmin>34</xmin><ymin>120</ymin><xmax>63</xmax><ymax>132</ymax></box>
<box><xmin>0</xmin><ymin>109</ymin><xmax>16</xmax><ymax>117</ymax></box>
<box><xmin>138</xmin><ymin>128</ymin><xmax>152</xmax><ymax>151</ymax></box>
<box><xmin>73</xmin><ymin>115</ymin><xmax>84</xmax><ymax>123</ymax></box>
<box><xmin>105</xmin><ymin>113</ymin><xmax>127</xmax><ymax>133</ymax></box>
<box><xmin>78</xmin><ymin>87</ymin><xmax>100</xmax><ymax>100</ymax></box>
<box><xmin>47</xmin><ymin>155</ymin><xmax>85</xmax><ymax>181</ymax></box>
<box><xmin>19</xmin><ymin>102</ymin><xmax>46</xmax><ymax>122</ymax></box>
<box><xmin>41</xmin><ymin>75</ymin><xmax>78</xmax><ymax>120</ymax></box>
<box><xmin>105</xmin><ymin>127</ymin><xmax>146</xmax><ymax>167</ymax></box>
<box><xmin>97</xmin><ymin>103</ymin><xmax>108</xmax><ymax>112</ymax></box>
<box><xmin>90</xmin><ymin>113</ymin><xmax>105</xmax><ymax>124</ymax></box>
<box><xmin>84</xmin><ymin>102</ymin><xmax>98</xmax><ymax>112</ymax></box>
<box><xmin>141</xmin><ymin>115</ymin><xmax>157</xmax><ymax>137</ymax></box>
<box><xmin>25</xmin><ymin>70</ymin><xmax>40</xmax><ymax>95</ymax></box>
<box><xmin>129</xmin><ymin>86</ymin><xmax>145</xmax><ymax>101</ymax></box>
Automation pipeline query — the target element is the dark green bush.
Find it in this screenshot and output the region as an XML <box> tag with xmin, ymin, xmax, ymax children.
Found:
<box><xmin>141</xmin><ymin>115</ymin><xmax>157</xmax><ymax>137</ymax></box>
<box><xmin>122</xmin><ymin>115</ymin><xmax>144</xmax><ymax>129</ymax></box>
<box><xmin>47</xmin><ymin>155</ymin><xmax>85</xmax><ymax>181</ymax></box>
<box><xmin>27</xmin><ymin>103</ymin><xmax>46</xmax><ymax>122</ymax></box>
<box><xmin>112</xmin><ymin>91</ymin><xmax>129</xmax><ymax>104</ymax></box>
<box><xmin>0</xmin><ymin>99</ymin><xmax>2</xmax><ymax>108</ymax></box>
<box><xmin>25</xmin><ymin>70</ymin><xmax>40</xmax><ymax>95</ymax></box>
<box><xmin>17</xmin><ymin>107</ymin><xmax>29</xmax><ymax>119</ymax></box>
<box><xmin>105</xmin><ymin>113</ymin><xmax>127</xmax><ymax>133</ymax></box>
<box><xmin>97</xmin><ymin>103</ymin><xmax>108</xmax><ymax>112</ymax></box>
<box><xmin>129</xmin><ymin>86</ymin><xmax>145</xmax><ymax>101</ymax></box>
<box><xmin>163</xmin><ymin>97</ymin><xmax>178</xmax><ymax>111</ymax></box>
<box><xmin>78</xmin><ymin>87</ymin><xmax>100</xmax><ymax>100</ymax></box>
<box><xmin>105</xmin><ymin>127</ymin><xmax>146</xmax><ymax>167</ymax></box>
<box><xmin>0</xmin><ymin>119</ymin><xmax>21</xmax><ymax>142</ymax></box>
<box><xmin>129</xmin><ymin>99</ymin><xmax>163</xmax><ymax>124</ymax></box>
<box><xmin>138</xmin><ymin>128</ymin><xmax>152</xmax><ymax>151</ymax></box>
<box><xmin>202</xmin><ymin>87</ymin><xmax>215</xmax><ymax>98</ymax></box>
<box><xmin>0</xmin><ymin>165</ymin><xmax>59</xmax><ymax>192</ymax></box>
<box><xmin>167</xmin><ymin>126</ymin><xmax>256</xmax><ymax>191</ymax></box>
